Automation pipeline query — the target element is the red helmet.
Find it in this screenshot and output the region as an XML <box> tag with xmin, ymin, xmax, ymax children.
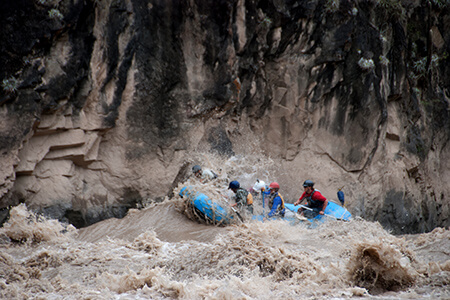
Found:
<box><xmin>269</xmin><ymin>182</ymin><xmax>280</xmax><ymax>189</ymax></box>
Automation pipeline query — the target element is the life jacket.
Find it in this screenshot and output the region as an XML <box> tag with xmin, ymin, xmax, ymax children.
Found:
<box><xmin>268</xmin><ymin>192</ymin><xmax>285</xmax><ymax>211</ymax></box>
<box><xmin>246</xmin><ymin>193</ymin><xmax>253</xmax><ymax>205</ymax></box>
<box><xmin>305</xmin><ymin>190</ymin><xmax>322</xmax><ymax>209</ymax></box>
<box><xmin>278</xmin><ymin>193</ymin><xmax>285</xmax><ymax>210</ymax></box>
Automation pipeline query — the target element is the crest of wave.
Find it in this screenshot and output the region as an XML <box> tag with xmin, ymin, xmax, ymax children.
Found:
<box><xmin>125</xmin><ymin>220</ymin><xmax>372</xmax><ymax>299</ymax></box>
<box><xmin>100</xmin><ymin>266</ymin><xmax>186</xmax><ymax>297</ymax></box>
<box><xmin>343</xmin><ymin>219</ymin><xmax>420</xmax><ymax>294</ymax></box>
<box><xmin>97</xmin><ymin>221</ymin><xmax>346</xmax><ymax>299</ymax></box>
<box><xmin>0</xmin><ymin>204</ymin><xmax>77</xmax><ymax>244</ymax></box>
<box><xmin>99</xmin><ymin>231</ymin><xmax>186</xmax><ymax>297</ymax></box>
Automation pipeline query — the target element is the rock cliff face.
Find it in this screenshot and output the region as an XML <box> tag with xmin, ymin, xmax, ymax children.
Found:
<box><xmin>1</xmin><ymin>0</ymin><xmax>449</xmax><ymax>233</ymax></box>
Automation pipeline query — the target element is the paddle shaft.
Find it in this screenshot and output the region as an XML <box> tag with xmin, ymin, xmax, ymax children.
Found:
<box><xmin>298</xmin><ymin>204</ymin><xmax>339</xmax><ymax>220</ymax></box>
<box><xmin>219</xmin><ymin>193</ymin><xmax>244</xmax><ymax>222</ymax></box>
<box><xmin>262</xmin><ymin>191</ymin><xmax>265</xmax><ymax>209</ymax></box>
<box><xmin>230</xmin><ymin>206</ymin><xmax>244</xmax><ymax>222</ymax></box>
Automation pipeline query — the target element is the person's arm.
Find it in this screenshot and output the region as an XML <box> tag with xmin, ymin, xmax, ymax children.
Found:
<box><xmin>294</xmin><ymin>192</ymin><xmax>306</xmax><ymax>206</ymax></box>
<box><xmin>313</xmin><ymin>192</ymin><xmax>328</xmax><ymax>215</ymax></box>
<box><xmin>268</xmin><ymin>197</ymin><xmax>281</xmax><ymax>217</ymax></box>
<box><xmin>319</xmin><ymin>199</ymin><xmax>328</xmax><ymax>215</ymax></box>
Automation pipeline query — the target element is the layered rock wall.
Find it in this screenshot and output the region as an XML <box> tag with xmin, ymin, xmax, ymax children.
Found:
<box><xmin>0</xmin><ymin>0</ymin><xmax>449</xmax><ymax>233</ymax></box>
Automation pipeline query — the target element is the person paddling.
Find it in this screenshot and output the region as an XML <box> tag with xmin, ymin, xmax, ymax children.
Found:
<box><xmin>294</xmin><ymin>180</ymin><xmax>328</xmax><ymax>219</ymax></box>
<box><xmin>228</xmin><ymin>180</ymin><xmax>254</xmax><ymax>215</ymax></box>
<box><xmin>267</xmin><ymin>182</ymin><xmax>285</xmax><ymax>218</ymax></box>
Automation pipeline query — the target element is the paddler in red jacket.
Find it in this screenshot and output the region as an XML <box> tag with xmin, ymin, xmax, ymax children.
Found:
<box><xmin>294</xmin><ymin>180</ymin><xmax>328</xmax><ymax>219</ymax></box>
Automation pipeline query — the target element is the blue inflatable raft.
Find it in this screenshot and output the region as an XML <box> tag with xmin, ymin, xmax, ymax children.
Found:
<box><xmin>179</xmin><ymin>186</ymin><xmax>351</xmax><ymax>226</ymax></box>
<box><xmin>284</xmin><ymin>201</ymin><xmax>352</xmax><ymax>222</ymax></box>
<box><xmin>179</xmin><ymin>186</ymin><xmax>234</xmax><ymax>224</ymax></box>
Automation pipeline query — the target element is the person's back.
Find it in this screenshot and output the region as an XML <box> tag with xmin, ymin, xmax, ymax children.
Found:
<box><xmin>201</xmin><ymin>168</ymin><xmax>217</xmax><ymax>181</ymax></box>
<box><xmin>235</xmin><ymin>187</ymin><xmax>248</xmax><ymax>206</ymax></box>
<box><xmin>192</xmin><ymin>165</ymin><xmax>218</xmax><ymax>183</ymax></box>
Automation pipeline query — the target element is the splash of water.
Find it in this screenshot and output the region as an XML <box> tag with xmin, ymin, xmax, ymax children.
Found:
<box><xmin>0</xmin><ymin>204</ymin><xmax>76</xmax><ymax>244</ymax></box>
<box><xmin>0</xmin><ymin>154</ymin><xmax>449</xmax><ymax>299</ymax></box>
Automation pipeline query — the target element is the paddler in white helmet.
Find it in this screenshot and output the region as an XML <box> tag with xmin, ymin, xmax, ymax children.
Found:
<box><xmin>252</xmin><ymin>179</ymin><xmax>268</xmax><ymax>194</ymax></box>
<box><xmin>250</xmin><ymin>179</ymin><xmax>270</xmax><ymax>208</ymax></box>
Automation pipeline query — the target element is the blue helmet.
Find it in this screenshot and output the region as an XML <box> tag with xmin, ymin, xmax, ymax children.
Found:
<box><xmin>228</xmin><ymin>180</ymin><xmax>240</xmax><ymax>189</ymax></box>
<box><xmin>303</xmin><ymin>180</ymin><xmax>314</xmax><ymax>187</ymax></box>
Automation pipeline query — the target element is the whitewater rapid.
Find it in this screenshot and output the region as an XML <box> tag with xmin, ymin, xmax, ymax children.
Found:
<box><xmin>0</xmin><ymin>199</ymin><xmax>449</xmax><ymax>299</ymax></box>
<box><xmin>0</xmin><ymin>154</ymin><xmax>449</xmax><ymax>299</ymax></box>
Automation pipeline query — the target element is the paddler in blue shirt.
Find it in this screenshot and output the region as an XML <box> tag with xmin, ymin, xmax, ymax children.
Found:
<box><xmin>267</xmin><ymin>182</ymin><xmax>285</xmax><ymax>218</ymax></box>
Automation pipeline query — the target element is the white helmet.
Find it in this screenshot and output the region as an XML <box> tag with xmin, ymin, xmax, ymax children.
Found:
<box><xmin>253</xmin><ymin>179</ymin><xmax>266</xmax><ymax>191</ymax></box>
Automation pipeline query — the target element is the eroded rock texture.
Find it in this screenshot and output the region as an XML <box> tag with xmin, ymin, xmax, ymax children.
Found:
<box><xmin>0</xmin><ymin>0</ymin><xmax>449</xmax><ymax>233</ymax></box>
